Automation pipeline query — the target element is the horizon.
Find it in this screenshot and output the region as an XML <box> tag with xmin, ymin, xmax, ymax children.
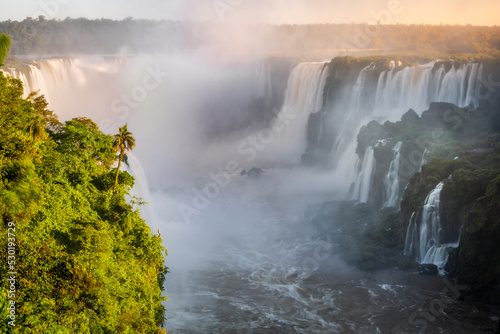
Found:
<box><xmin>1</xmin><ymin>16</ymin><xmax>499</xmax><ymax>28</ymax></box>
<box><xmin>2</xmin><ymin>0</ymin><xmax>499</xmax><ymax>26</ymax></box>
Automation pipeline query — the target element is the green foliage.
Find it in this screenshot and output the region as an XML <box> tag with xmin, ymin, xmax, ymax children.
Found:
<box><xmin>0</xmin><ymin>71</ymin><xmax>167</xmax><ymax>332</ymax></box>
<box><xmin>447</xmin><ymin>173</ymin><xmax>500</xmax><ymax>303</ymax></box>
<box><xmin>0</xmin><ymin>34</ymin><xmax>10</xmax><ymax>66</ymax></box>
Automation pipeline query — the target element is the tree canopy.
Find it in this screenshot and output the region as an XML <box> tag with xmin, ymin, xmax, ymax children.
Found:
<box><xmin>0</xmin><ymin>34</ymin><xmax>9</xmax><ymax>65</ymax></box>
<box><xmin>0</xmin><ymin>56</ymin><xmax>167</xmax><ymax>333</ymax></box>
<box><xmin>0</xmin><ymin>17</ymin><xmax>499</xmax><ymax>57</ymax></box>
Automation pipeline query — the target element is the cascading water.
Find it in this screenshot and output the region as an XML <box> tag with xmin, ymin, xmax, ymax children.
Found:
<box><xmin>323</xmin><ymin>61</ymin><xmax>483</xmax><ymax>205</ymax></box>
<box><xmin>351</xmin><ymin>146</ymin><xmax>376</xmax><ymax>203</ymax></box>
<box><xmin>271</xmin><ymin>62</ymin><xmax>329</xmax><ymax>164</ymax></box>
<box><xmin>437</xmin><ymin>63</ymin><xmax>481</xmax><ymax>107</ymax></box>
<box><xmin>419</xmin><ymin>147</ymin><xmax>429</xmax><ymax>172</ymax></box>
<box><xmin>5</xmin><ymin>55</ymin><xmax>494</xmax><ymax>332</ymax></box>
<box><xmin>383</xmin><ymin>141</ymin><xmax>403</xmax><ymax>208</ymax></box>
<box><xmin>125</xmin><ymin>152</ymin><xmax>157</xmax><ymax>227</ymax></box>
<box><xmin>419</xmin><ymin>182</ymin><xmax>445</xmax><ymax>262</ymax></box>
<box><xmin>374</xmin><ymin>62</ymin><xmax>481</xmax><ymax>121</ymax></box>
<box><xmin>328</xmin><ymin>64</ymin><xmax>374</xmax><ymax>169</ymax></box>
<box><xmin>404</xmin><ymin>212</ymin><xmax>418</xmax><ymax>257</ymax></box>
<box><xmin>2</xmin><ymin>57</ymin><xmax>130</xmax><ymax>127</ymax></box>
<box><xmin>404</xmin><ymin>181</ymin><xmax>460</xmax><ymax>273</ymax></box>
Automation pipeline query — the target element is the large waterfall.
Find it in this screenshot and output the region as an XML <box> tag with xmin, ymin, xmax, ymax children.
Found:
<box><xmin>3</xmin><ymin>57</ymin><xmax>485</xmax><ymax>209</ymax></box>
<box><xmin>3</xmin><ymin>55</ymin><xmax>492</xmax><ymax>332</ymax></box>
<box><xmin>3</xmin><ymin>57</ymin><xmax>485</xmax><ymax>211</ymax></box>
<box><xmin>2</xmin><ymin>57</ymin><xmax>131</xmax><ymax>131</ymax></box>
<box><xmin>317</xmin><ymin>61</ymin><xmax>482</xmax><ymax>207</ymax></box>
<box><xmin>270</xmin><ymin>62</ymin><xmax>329</xmax><ymax>164</ymax></box>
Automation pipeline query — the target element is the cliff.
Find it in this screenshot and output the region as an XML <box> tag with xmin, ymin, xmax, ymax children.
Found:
<box><xmin>357</xmin><ymin>98</ymin><xmax>500</xmax><ymax>301</ymax></box>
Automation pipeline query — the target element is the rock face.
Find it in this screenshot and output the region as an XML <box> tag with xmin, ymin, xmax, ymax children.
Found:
<box><xmin>419</xmin><ymin>263</ymin><xmax>438</xmax><ymax>275</ymax></box>
<box><xmin>446</xmin><ymin>175</ymin><xmax>500</xmax><ymax>303</ymax></box>
<box><xmin>349</xmin><ymin>96</ymin><xmax>500</xmax><ymax>303</ymax></box>
<box><xmin>300</xmin><ymin>56</ymin><xmax>500</xmax><ymax>303</ymax></box>
<box><xmin>302</xmin><ymin>57</ymin><xmax>388</xmax><ymax>165</ymax></box>
<box><xmin>401</xmin><ymin>152</ymin><xmax>500</xmax><ymax>302</ymax></box>
<box><xmin>395</xmin><ymin>104</ymin><xmax>500</xmax><ymax>303</ymax></box>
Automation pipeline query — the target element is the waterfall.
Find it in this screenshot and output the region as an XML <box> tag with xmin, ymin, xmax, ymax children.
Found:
<box><xmin>279</xmin><ymin>62</ymin><xmax>328</xmax><ymax>116</ymax></box>
<box><xmin>374</xmin><ymin>62</ymin><xmax>482</xmax><ymax>121</ymax></box>
<box><xmin>253</xmin><ymin>61</ymin><xmax>273</xmax><ymax>100</ymax></box>
<box><xmin>5</xmin><ymin>57</ymin><xmax>486</xmax><ymax>209</ymax></box>
<box><xmin>125</xmin><ymin>152</ymin><xmax>157</xmax><ymax>226</ymax></box>
<box><xmin>328</xmin><ymin>64</ymin><xmax>373</xmax><ymax>167</ymax></box>
<box><xmin>404</xmin><ymin>212</ymin><xmax>418</xmax><ymax>257</ymax></box>
<box><xmin>272</xmin><ymin>62</ymin><xmax>329</xmax><ymax>163</ymax></box>
<box><xmin>418</xmin><ymin>182</ymin><xmax>444</xmax><ymax>262</ymax></box>
<box><xmin>374</xmin><ymin>62</ymin><xmax>434</xmax><ymax>120</ymax></box>
<box><xmin>349</xmin><ymin>63</ymin><xmax>374</xmax><ymax>115</ymax></box>
<box><xmin>418</xmin><ymin>147</ymin><xmax>429</xmax><ymax>172</ymax></box>
<box><xmin>2</xmin><ymin>57</ymin><xmax>130</xmax><ymax>126</ymax></box>
<box><xmin>437</xmin><ymin>63</ymin><xmax>481</xmax><ymax>107</ymax></box>
<box><xmin>383</xmin><ymin>141</ymin><xmax>403</xmax><ymax>208</ymax></box>
<box><xmin>351</xmin><ymin>146</ymin><xmax>376</xmax><ymax>203</ymax></box>
<box><xmin>403</xmin><ymin>181</ymin><xmax>460</xmax><ymax>273</ymax></box>
<box><xmin>324</xmin><ymin>61</ymin><xmax>483</xmax><ymax>205</ymax></box>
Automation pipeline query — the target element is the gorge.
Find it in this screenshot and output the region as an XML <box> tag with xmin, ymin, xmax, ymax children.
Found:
<box><xmin>3</xmin><ymin>52</ymin><xmax>500</xmax><ymax>333</ymax></box>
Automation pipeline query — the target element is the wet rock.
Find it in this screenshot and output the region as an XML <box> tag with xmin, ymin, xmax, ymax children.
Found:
<box><xmin>401</xmin><ymin>108</ymin><xmax>419</xmax><ymax>123</ymax></box>
<box><xmin>418</xmin><ymin>263</ymin><xmax>438</xmax><ymax>275</ymax></box>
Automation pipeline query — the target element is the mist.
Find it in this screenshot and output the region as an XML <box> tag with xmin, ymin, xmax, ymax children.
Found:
<box><xmin>3</xmin><ymin>0</ymin><xmax>500</xmax><ymax>25</ymax></box>
<box><xmin>3</xmin><ymin>2</ymin><xmax>500</xmax><ymax>330</ymax></box>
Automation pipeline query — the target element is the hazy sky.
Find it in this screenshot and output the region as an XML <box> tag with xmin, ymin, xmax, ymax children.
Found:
<box><xmin>1</xmin><ymin>0</ymin><xmax>499</xmax><ymax>26</ymax></box>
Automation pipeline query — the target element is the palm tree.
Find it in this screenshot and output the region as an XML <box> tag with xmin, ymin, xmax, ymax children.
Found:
<box><xmin>113</xmin><ymin>124</ymin><xmax>136</xmax><ymax>190</ymax></box>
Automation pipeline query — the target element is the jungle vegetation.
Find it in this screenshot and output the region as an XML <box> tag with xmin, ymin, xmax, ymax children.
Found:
<box><xmin>0</xmin><ymin>34</ymin><xmax>167</xmax><ymax>333</ymax></box>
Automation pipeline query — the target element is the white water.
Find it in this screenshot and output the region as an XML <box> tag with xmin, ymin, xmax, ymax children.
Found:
<box><xmin>2</xmin><ymin>57</ymin><xmax>131</xmax><ymax>133</ymax></box>
<box><xmin>4</xmin><ymin>57</ymin><xmax>484</xmax><ymax>206</ymax></box>
<box><xmin>328</xmin><ymin>64</ymin><xmax>373</xmax><ymax>169</ymax></box>
<box><xmin>383</xmin><ymin>141</ymin><xmax>403</xmax><ymax>208</ymax></box>
<box><xmin>404</xmin><ymin>212</ymin><xmax>418</xmax><ymax>257</ymax></box>
<box><xmin>419</xmin><ymin>182</ymin><xmax>445</xmax><ymax>262</ymax></box>
<box><xmin>351</xmin><ymin>146</ymin><xmax>376</xmax><ymax>203</ymax></box>
<box><xmin>271</xmin><ymin>62</ymin><xmax>329</xmax><ymax>164</ymax></box>
<box><xmin>419</xmin><ymin>146</ymin><xmax>430</xmax><ymax>172</ymax></box>
<box><xmin>313</xmin><ymin>61</ymin><xmax>484</xmax><ymax>207</ymax></box>
<box><xmin>403</xmin><ymin>181</ymin><xmax>460</xmax><ymax>273</ymax></box>
<box><xmin>125</xmin><ymin>152</ymin><xmax>158</xmax><ymax>227</ymax></box>
<box><xmin>4</xmin><ymin>55</ymin><xmax>489</xmax><ymax>331</ymax></box>
<box><xmin>374</xmin><ymin>62</ymin><xmax>481</xmax><ymax>121</ymax></box>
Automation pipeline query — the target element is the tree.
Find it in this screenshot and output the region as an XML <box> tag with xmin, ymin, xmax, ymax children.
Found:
<box><xmin>113</xmin><ymin>124</ymin><xmax>136</xmax><ymax>189</ymax></box>
<box><xmin>0</xmin><ymin>34</ymin><xmax>9</xmax><ymax>66</ymax></box>
<box><xmin>0</xmin><ymin>41</ymin><xmax>166</xmax><ymax>334</ymax></box>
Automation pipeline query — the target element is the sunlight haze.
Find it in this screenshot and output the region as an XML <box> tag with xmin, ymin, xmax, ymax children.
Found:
<box><xmin>1</xmin><ymin>0</ymin><xmax>499</xmax><ymax>26</ymax></box>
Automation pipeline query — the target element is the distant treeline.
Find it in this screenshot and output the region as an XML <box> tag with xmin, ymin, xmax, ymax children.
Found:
<box><xmin>0</xmin><ymin>16</ymin><xmax>499</xmax><ymax>56</ymax></box>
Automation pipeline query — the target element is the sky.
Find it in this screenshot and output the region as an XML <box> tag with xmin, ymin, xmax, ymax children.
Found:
<box><xmin>0</xmin><ymin>0</ymin><xmax>499</xmax><ymax>26</ymax></box>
